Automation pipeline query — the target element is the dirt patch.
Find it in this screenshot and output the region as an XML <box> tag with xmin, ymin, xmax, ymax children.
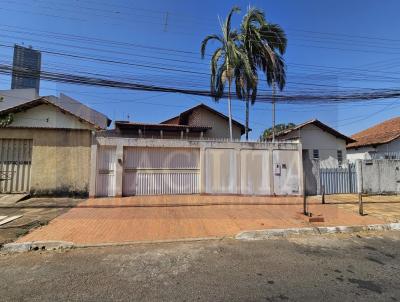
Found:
<box><xmin>308</xmin><ymin>194</ymin><xmax>400</xmax><ymax>223</ymax></box>
<box><xmin>0</xmin><ymin>197</ymin><xmax>82</xmax><ymax>246</ymax></box>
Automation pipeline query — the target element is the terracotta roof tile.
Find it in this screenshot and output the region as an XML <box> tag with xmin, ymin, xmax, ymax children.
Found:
<box><xmin>347</xmin><ymin>117</ymin><xmax>400</xmax><ymax>148</ymax></box>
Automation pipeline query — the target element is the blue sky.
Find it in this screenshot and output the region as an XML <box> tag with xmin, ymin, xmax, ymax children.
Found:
<box><xmin>1</xmin><ymin>0</ymin><xmax>400</xmax><ymax>139</ymax></box>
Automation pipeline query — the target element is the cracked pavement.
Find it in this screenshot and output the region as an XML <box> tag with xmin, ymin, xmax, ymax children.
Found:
<box><xmin>1</xmin><ymin>231</ymin><xmax>400</xmax><ymax>301</ymax></box>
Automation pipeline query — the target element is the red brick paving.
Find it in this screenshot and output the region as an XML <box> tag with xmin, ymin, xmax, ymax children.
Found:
<box><xmin>18</xmin><ymin>195</ymin><xmax>384</xmax><ymax>245</ymax></box>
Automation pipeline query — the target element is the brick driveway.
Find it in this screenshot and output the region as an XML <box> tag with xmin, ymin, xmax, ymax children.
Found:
<box><xmin>17</xmin><ymin>195</ymin><xmax>383</xmax><ymax>245</ymax></box>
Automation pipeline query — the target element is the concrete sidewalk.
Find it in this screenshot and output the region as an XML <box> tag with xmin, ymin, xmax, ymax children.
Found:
<box><xmin>17</xmin><ymin>195</ymin><xmax>383</xmax><ymax>245</ymax></box>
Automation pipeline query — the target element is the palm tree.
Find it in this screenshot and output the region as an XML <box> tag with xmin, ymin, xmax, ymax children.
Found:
<box><xmin>234</xmin><ymin>48</ymin><xmax>258</xmax><ymax>141</ymax></box>
<box><xmin>238</xmin><ymin>7</ymin><xmax>287</xmax><ymax>141</ymax></box>
<box><xmin>201</xmin><ymin>6</ymin><xmax>255</xmax><ymax>141</ymax></box>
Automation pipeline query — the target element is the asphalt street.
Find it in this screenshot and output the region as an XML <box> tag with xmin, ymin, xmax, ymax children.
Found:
<box><xmin>1</xmin><ymin>231</ymin><xmax>400</xmax><ymax>301</ymax></box>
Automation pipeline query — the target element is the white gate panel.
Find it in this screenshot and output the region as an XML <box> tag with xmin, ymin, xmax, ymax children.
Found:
<box><xmin>273</xmin><ymin>150</ymin><xmax>300</xmax><ymax>195</ymax></box>
<box><xmin>136</xmin><ymin>172</ymin><xmax>199</xmax><ymax>195</ymax></box>
<box><xmin>123</xmin><ymin>147</ymin><xmax>200</xmax><ymax>196</ymax></box>
<box><xmin>96</xmin><ymin>146</ymin><xmax>116</xmax><ymax>197</ymax></box>
<box><xmin>240</xmin><ymin>149</ymin><xmax>270</xmax><ymax>195</ymax></box>
<box><xmin>205</xmin><ymin>148</ymin><xmax>238</xmax><ymax>194</ymax></box>
<box><xmin>0</xmin><ymin>139</ymin><xmax>32</xmax><ymax>193</ymax></box>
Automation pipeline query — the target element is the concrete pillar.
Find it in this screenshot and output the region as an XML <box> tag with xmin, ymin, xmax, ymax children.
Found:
<box><xmin>115</xmin><ymin>144</ymin><xmax>124</xmax><ymax>197</ymax></box>
<box><xmin>88</xmin><ymin>141</ymin><xmax>98</xmax><ymax>198</ymax></box>
<box><xmin>298</xmin><ymin>143</ymin><xmax>305</xmax><ymax>196</ymax></box>
<box><xmin>355</xmin><ymin>159</ymin><xmax>363</xmax><ymax>194</ymax></box>
<box><xmin>236</xmin><ymin>147</ymin><xmax>241</xmax><ymax>194</ymax></box>
<box><xmin>269</xmin><ymin>147</ymin><xmax>274</xmax><ymax>195</ymax></box>
<box><xmin>315</xmin><ymin>160</ymin><xmax>321</xmax><ymax>195</ymax></box>
<box><xmin>199</xmin><ymin>147</ymin><xmax>206</xmax><ymax>194</ymax></box>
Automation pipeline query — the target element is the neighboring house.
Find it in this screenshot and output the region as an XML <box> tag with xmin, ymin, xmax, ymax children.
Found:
<box><xmin>103</xmin><ymin>103</ymin><xmax>246</xmax><ymax>140</ymax></box>
<box><xmin>0</xmin><ymin>89</ymin><xmax>110</xmax><ymax>196</ymax></box>
<box><xmin>347</xmin><ymin>117</ymin><xmax>400</xmax><ymax>161</ymax></box>
<box><xmin>273</xmin><ymin>119</ymin><xmax>355</xmax><ymax>167</ymax></box>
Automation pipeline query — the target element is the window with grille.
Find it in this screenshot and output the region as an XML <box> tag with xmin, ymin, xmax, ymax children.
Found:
<box><xmin>337</xmin><ymin>150</ymin><xmax>343</xmax><ymax>164</ymax></box>
<box><xmin>313</xmin><ymin>149</ymin><xmax>319</xmax><ymax>160</ymax></box>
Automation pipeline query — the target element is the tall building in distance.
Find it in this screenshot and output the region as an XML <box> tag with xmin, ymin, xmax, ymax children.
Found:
<box><xmin>11</xmin><ymin>44</ymin><xmax>41</xmax><ymax>93</ymax></box>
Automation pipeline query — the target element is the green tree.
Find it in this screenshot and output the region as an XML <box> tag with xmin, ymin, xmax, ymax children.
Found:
<box><xmin>0</xmin><ymin>96</ymin><xmax>12</xmax><ymax>127</ymax></box>
<box><xmin>0</xmin><ymin>114</ymin><xmax>13</xmax><ymax>127</ymax></box>
<box><xmin>238</xmin><ymin>6</ymin><xmax>287</xmax><ymax>141</ymax></box>
<box><xmin>201</xmin><ymin>6</ymin><xmax>256</xmax><ymax>141</ymax></box>
<box><xmin>260</xmin><ymin>123</ymin><xmax>295</xmax><ymax>141</ymax></box>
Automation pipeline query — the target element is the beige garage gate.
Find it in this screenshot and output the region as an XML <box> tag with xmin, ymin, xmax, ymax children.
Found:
<box><xmin>123</xmin><ymin>147</ymin><xmax>200</xmax><ymax>196</ymax></box>
<box><xmin>0</xmin><ymin>139</ymin><xmax>32</xmax><ymax>193</ymax></box>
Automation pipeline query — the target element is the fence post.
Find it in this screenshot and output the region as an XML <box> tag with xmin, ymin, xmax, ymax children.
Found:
<box><xmin>358</xmin><ymin>193</ymin><xmax>364</xmax><ymax>215</ymax></box>
<box><xmin>303</xmin><ymin>169</ymin><xmax>309</xmax><ymax>216</ymax></box>
<box><xmin>348</xmin><ymin>164</ymin><xmax>352</xmax><ymax>193</ymax></box>
<box><xmin>355</xmin><ymin>160</ymin><xmax>364</xmax><ymax>216</ymax></box>
<box><xmin>321</xmin><ymin>185</ymin><xmax>325</xmax><ymax>204</ymax></box>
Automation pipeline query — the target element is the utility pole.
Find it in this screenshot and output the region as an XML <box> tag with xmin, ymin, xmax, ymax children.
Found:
<box><xmin>163</xmin><ymin>12</ymin><xmax>169</xmax><ymax>32</ymax></box>
<box><xmin>272</xmin><ymin>81</ymin><xmax>276</xmax><ymax>143</ymax></box>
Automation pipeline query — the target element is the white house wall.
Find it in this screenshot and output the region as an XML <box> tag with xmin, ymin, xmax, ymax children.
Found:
<box><xmin>347</xmin><ymin>147</ymin><xmax>375</xmax><ymax>161</ymax></box>
<box><xmin>347</xmin><ymin>137</ymin><xmax>400</xmax><ymax>161</ymax></box>
<box><xmin>10</xmin><ymin>104</ymin><xmax>93</xmax><ymax>130</ymax></box>
<box><xmin>280</xmin><ymin>124</ymin><xmax>347</xmax><ymax>165</ymax></box>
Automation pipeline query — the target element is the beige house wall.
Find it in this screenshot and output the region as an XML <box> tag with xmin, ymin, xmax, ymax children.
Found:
<box><xmin>10</xmin><ymin>104</ymin><xmax>93</xmax><ymax>130</ymax></box>
<box><xmin>0</xmin><ymin>128</ymin><xmax>91</xmax><ymax>196</ymax></box>
<box><xmin>187</xmin><ymin>107</ymin><xmax>243</xmax><ymax>139</ymax></box>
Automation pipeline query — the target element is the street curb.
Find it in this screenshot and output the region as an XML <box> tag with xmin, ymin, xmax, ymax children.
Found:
<box><xmin>235</xmin><ymin>222</ymin><xmax>400</xmax><ymax>240</ymax></box>
<box><xmin>1</xmin><ymin>241</ymin><xmax>73</xmax><ymax>253</ymax></box>
<box><xmin>3</xmin><ymin>223</ymin><xmax>400</xmax><ymax>253</ymax></box>
<box><xmin>0</xmin><ymin>237</ymin><xmax>222</xmax><ymax>253</ymax></box>
<box><xmin>73</xmin><ymin>236</ymin><xmax>223</xmax><ymax>249</ymax></box>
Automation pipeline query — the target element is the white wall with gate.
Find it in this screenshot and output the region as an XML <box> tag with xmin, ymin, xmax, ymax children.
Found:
<box><xmin>204</xmin><ymin>148</ymin><xmax>300</xmax><ymax>195</ymax></box>
<box><xmin>90</xmin><ymin>138</ymin><xmax>303</xmax><ymax>197</ymax></box>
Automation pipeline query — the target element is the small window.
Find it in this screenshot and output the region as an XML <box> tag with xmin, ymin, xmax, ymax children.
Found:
<box><xmin>313</xmin><ymin>149</ymin><xmax>319</xmax><ymax>160</ymax></box>
<box><xmin>337</xmin><ymin>150</ymin><xmax>343</xmax><ymax>164</ymax></box>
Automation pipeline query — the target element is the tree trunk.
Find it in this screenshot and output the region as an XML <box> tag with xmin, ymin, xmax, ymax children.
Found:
<box><xmin>272</xmin><ymin>81</ymin><xmax>276</xmax><ymax>143</ymax></box>
<box><xmin>228</xmin><ymin>78</ymin><xmax>233</xmax><ymax>141</ymax></box>
<box><xmin>245</xmin><ymin>95</ymin><xmax>249</xmax><ymax>141</ymax></box>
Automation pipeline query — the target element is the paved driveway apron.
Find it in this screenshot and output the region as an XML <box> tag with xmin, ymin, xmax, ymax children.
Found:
<box><xmin>17</xmin><ymin>195</ymin><xmax>383</xmax><ymax>245</ymax></box>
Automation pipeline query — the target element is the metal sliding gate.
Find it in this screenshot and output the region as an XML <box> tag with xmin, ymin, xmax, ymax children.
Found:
<box><xmin>0</xmin><ymin>139</ymin><xmax>32</xmax><ymax>193</ymax></box>
<box><xmin>320</xmin><ymin>165</ymin><xmax>357</xmax><ymax>194</ymax></box>
<box><xmin>123</xmin><ymin>147</ymin><xmax>200</xmax><ymax>196</ymax></box>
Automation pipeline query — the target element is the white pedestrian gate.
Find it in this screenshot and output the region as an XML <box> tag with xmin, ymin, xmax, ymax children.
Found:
<box><xmin>0</xmin><ymin>139</ymin><xmax>32</xmax><ymax>193</ymax></box>
<box><xmin>96</xmin><ymin>146</ymin><xmax>116</xmax><ymax>197</ymax></box>
<box><xmin>123</xmin><ymin>147</ymin><xmax>200</xmax><ymax>196</ymax></box>
<box><xmin>273</xmin><ymin>150</ymin><xmax>301</xmax><ymax>195</ymax></box>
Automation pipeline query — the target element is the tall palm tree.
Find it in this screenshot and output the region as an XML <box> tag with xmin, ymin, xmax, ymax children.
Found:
<box><xmin>238</xmin><ymin>7</ymin><xmax>287</xmax><ymax>141</ymax></box>
<box><xmin>234</xmin><ymin>48</ymin><xmax>258</xmax><ymax>141</ymax></box>
<box><xmin>201</xmin><ymin>6</ymin><xmax>255</xmax><ymax>141</ymax></box>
